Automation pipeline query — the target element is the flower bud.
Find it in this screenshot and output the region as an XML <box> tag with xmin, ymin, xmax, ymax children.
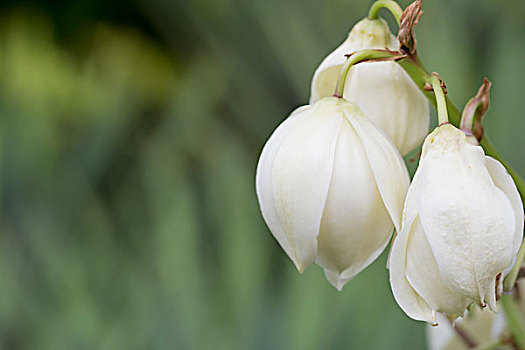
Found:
<box><xmin>256</xmin><ymin>97</ymin><xmax>409</xmax><ymax>290</ymax></box>
<box><xmin>310</xmin><ymin>18</ymin><xmax>429</xmax><ymax>155</ymax></box>
<box><xmin>389</xmin><ymin>123</ymin><xmax>524</xmax><ymax>324</ymax></box>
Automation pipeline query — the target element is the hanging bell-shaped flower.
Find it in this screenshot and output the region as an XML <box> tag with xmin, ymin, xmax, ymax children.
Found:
<box><xmin>256</xmin><ymin>97</ymin><xmax>409</xmax><ymax>290</ymax></box>
<box><xmin>310</xmin><ymin>17</ymin><xmax>429</xmax><ymax>155</ymax></box>
<box><xmin>389</xmin><ymin>123</ymin><xmax>523</xmax><ymax>324</ymax></box>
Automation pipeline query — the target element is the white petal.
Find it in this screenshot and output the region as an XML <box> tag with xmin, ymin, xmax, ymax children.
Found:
<box><xmin>485</xmin><ymin>156</ymin><xmax>524</xmax><ymax>261</ymax></box>
<box><xmin>417</xmin><ymin>126</ymin><xmax>516</xmax><ymax>308</ymax></box>
<box><xmin>342</xmin><ymin>61</ymin><xmax>429</xmax><ymax>155</ymax></box>
<box><xmin>310</xmin><ymin>18</ymin><xmax>397</xmax><ymax>104</ymax></box>
<box><xmin>385</xmin><ymin>146</ymin><xmax>427</xmax><ymax>270</ymax></box>
<box><xmin>344</xmin><ymin>107</ymin><xmax>409</xmax><ymax>233</ymax></box>
<box><xmin>426</xmin><ymin>314</ymin><xmax>455</xmax><ymax>350</ymax></box>
<box><xmin>256</xmin><ymin>106</ymin><xmax>311</xmax><ymax>269</ymax></box>
<box><xmin>309</xmin><ymin>38</ymin><xmax>353</xmax><ymax>104</ymax></box>
<box><xmin>315</xmin><ymin>114</ymin><xmax>393</xmax><ymax>290</ymax></box>
<box><xmin>257</xmin><ymin>98</ymin><xmax>343</xmax><ymax>272</ymax></box>
<box><xmin>389</xmin><ymin>215</ymin><xmax>435</xmax><ymax>324</ymax></box>
<box><xmin>427</xmin><ymin>307</ymin><xmax>504</xmax><ymax>350</ymax></box>
<box><xmin>405</xmin><ymin>217</ymin><xmax>471</xmax><ymax>317</ymax></box>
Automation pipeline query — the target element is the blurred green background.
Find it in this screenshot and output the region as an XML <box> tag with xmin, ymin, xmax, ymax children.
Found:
<box><xmin>0</xmin><ymin>0</ymin><xmax>524</xmax><ymax>348</ymax></box>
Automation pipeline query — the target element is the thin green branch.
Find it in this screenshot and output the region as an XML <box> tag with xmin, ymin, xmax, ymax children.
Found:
<box><xmin>427</xmin><ymin>74</ymin><xmax>449</xmax><ymax>125</ymax></box>
<box><xmin>368</xmin><ymin>0</ymin><xmax>403</xmax><ymax>26</ymax></box>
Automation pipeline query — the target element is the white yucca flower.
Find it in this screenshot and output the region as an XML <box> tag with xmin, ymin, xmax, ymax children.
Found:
<box><xmin>256</xmin><ymin>97</ymin><xmax>409</xmax><ymax>290</ymax></box>
<box><xmin>426</xmin><ymin>310</ymin><xmax>505</xmax><ymax>350</ymax></box>
<box><xmin>426</xmin><ymin>279</ymin><xmax>525</xmax><ymax>350</ymax></box>
<box><xmin>389</xmin><ymin>123</ymin><xmax>523</xmax><ymax>324</ymax></box>
<box><xmin>310</xmin><ymin>17</ymin><xmax>429</xmax><ymax>155</ymax></box>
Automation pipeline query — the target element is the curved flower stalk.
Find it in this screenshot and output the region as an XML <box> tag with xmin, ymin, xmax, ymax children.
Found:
<box><xmin>256</xmin><ymin>97</ymin><xmax>409</xmax><ymax>290</ymax></box>
<box><xmin>389</xmin><ymin>120</ymin><xmax>524</xmax><ymax>324</ymax></box>
<box><xmin>310</xmin><ymin>17</ymin><xmax>429</xmax><ymax>155</ymax></box>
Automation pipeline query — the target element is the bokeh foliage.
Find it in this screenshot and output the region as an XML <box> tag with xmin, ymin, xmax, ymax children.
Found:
<box><xmin>0</xmin><ymin>0</ymin><xmax>524</xmax><ymax>349</ymax></box>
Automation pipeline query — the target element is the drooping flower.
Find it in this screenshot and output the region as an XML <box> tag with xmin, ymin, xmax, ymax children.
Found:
<box><xmin>426</xmin><ymin>278</ymin><xmax>525</xmax><ymax>350</ymax></box>
<box><xmin>426</xmin><ymin>308</ymin><xmax>505</xmax><ymax>350</ymax></box>
<box><xmin>389</xmin><ymin>123</ymin><xmax>523</xmax><ymax>324</ymax></box>
<box><xmin>256</xmin><ymin>97</ymin><xmax>409</xmax><ymax>290</ymax></box>
<box><xmin>310</xmin><ymin>17</ymin><xmax>429</xmax><ymax>155</ymax></box>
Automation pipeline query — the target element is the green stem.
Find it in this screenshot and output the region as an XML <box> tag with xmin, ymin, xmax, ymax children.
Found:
<box><xmin>397</xmin><ymin>56</ymin><xmax>525</xmax><ymax>202</ymax></box>
<box><xmin>333</xmin><ymin>49</ymin><xmax>399</xmax><ymax>98</ymax></box>
<box><xmin>500</xmin><ymin>294</ymin><xmax>525</xmax><ymax>348</ymax></box>
<box><xmin>504</xmin><ymin>241</ymin><xmax>525</xmax><ymax>292</ymax></box>
<box><xmin>368</xmin><ymin>0</ymin><xmax>403</xmax><ymax>26</ymax></box>
<box><xmin>427</xmin><ymin>74</ymin><xmax>449</xmax><ymax>125</ymax></box>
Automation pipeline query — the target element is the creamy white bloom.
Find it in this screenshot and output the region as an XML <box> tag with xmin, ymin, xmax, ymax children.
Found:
<box><xmin>426</xmin><ymin>309</ymin><xmax>505</xmax><ymax>350</ymax></box>
<box><xmin>389</xmin><ymin>123</ymin><xmax>523</xmax><ymax>324</ymax></box>
<box><xmin>427</xmin><ymin>280</ymin><xmax>525</xmax><ymax>350</ymax></box>
<box><xmin>310</xmin><ymin>18</ymin><xmax>429</xmax><ymax>155</ymax></box>
<box><xmin>256</xmin><ymin>97</ymin><xmax>409</xmax><ymax>290</ymax></box>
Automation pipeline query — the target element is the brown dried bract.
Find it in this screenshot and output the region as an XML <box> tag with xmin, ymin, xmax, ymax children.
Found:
<box><xmin>423</xmin><ymin>72</ymin><xmax>448</xmax><ymax>95</ymax></box>
<box><xmin>472</xmin><ymin>78</ymin><xmax>491</xmax><ymax>141</ymax></box>
<box><xmin>398</xmin><ymin>0</ymin><xmax>423</xmax><ymax>56</ymax></box>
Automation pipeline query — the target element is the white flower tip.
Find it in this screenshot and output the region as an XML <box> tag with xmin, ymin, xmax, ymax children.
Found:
<box><xmin>324</xmin><ymin>268</ymin><xmax>349</xmax><ymax>291</ymax></box>
<box><xmin>429</xmin><ymin>311</ymin><xmax>438</xmax><ymax>326</ymax></box>
<box><xmin>294</xmin><ymin>259</ymin><xmax>309</xmax><ymax>274</ymax></box>
<box><xmin>331</xmin><ymin>279</ymin><xmax>346</xmax><ymax>292</ymax></box>
<box><xmin>487</xmin><ymin>297</ymin><xmax>498</xmax><ymax>313</ymax></box>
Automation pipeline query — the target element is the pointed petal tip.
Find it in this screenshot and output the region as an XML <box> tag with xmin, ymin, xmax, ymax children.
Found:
<box><xmin>430</xmin><ymin>310</ymin><xmax>438</xmax><ymax>326</ymax></box>
<box><xmin>487</xmin><ymin>297</ymin><xmax>498</xmax><ymax>313</ymax></box>
<box><xmin>424</xmin><ymin>310</ymin><xmax>437</xmax><ymax>326</ymax></box>
<box><xmin>329</xmin><ymin>277</ymin><xmax>347</xmax><ymax>292</ymax></box>
<box><xmin>293</xmin><ymin>258</ymin><xmax>311</xmax><ymax>274</ymax></box>
<box><xmin>323</xmin><ymin>268</ymin><xmax>350</xmax><ymax>291</ymax></box>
